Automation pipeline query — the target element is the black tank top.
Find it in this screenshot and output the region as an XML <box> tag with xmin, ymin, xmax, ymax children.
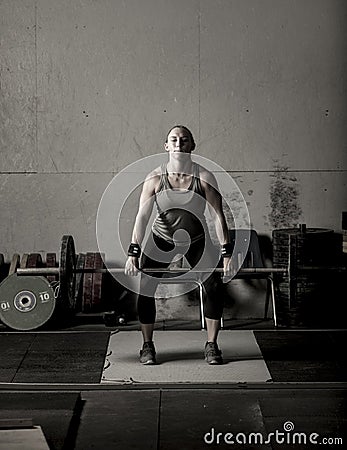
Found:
<box><xmin>152</xmin><ymin>163</ymin><xmax>207</xmax><ymax>245</ymax></box>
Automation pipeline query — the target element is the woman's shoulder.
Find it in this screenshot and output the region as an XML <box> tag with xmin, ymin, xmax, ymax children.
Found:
<box><xmin>144</xmin><ymin>166</ymin><xmax>163</xmax><ymax>185</ymax></box>
<box><xmin>195</xmin><ymin>163</ymin><xmax>215</xmax><ymax>181</ymax></box>
<box><xmin>195</xmin><ymin>163</ymin><xmax>218</xmax><ymax>190</ymax></box>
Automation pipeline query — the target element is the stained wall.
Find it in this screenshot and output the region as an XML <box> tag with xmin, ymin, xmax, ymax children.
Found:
<box><xmin>1</xmin><ymin>0</ymin><xmax>346</xmax><ymax>320</ymax></box>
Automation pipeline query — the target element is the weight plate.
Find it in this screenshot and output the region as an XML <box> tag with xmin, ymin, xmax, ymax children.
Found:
<box><xmin>46</xmin><ymin>253</ymin><xmax>58</xmax><ymax>284</ymax></box>
<box><xmin>82</xmin><ymin>252</ymin><xmax>94</xmax><ymax>313</ymax></box>
<box><xmin>92</xmin><ymin>253</ymin><xmax>104</xmax><ymax>312</ymax></box>
<box><xmin>0</xmin><ymin>274</ymin><xmax>56</xmax><ymax>331</ymax></box>
<box><xmin>59</xmin><ymin>235</ymin><xmax>76</xmax><ymax>310</ymax></box>
<box><xmin>9</xmin><ymin>254</ymin><xmax>20</xmax><ymax>275</ymax></box>
<box><xmin>20</xmin><ymin>254</ymin><xmax>29</xmax><ymax>269</ymax></box>
<box><xmin>273</xmin><ymin>228</ymin><xmax>333</xmax><ymax>237</ymax></box>
<box><xmin>27</xmin><ymin>253</ymin><xmax>43</xmax><ymax>269</ymax></box>
<box><xmin>73</xmin><ymin>253</ymin><xmax>86</xmax><ymax>312</ymax></box>
<box><xmin>0</xmin><ymin>254</ymin><xmax>6</xmax><ymax>283</ymax></box>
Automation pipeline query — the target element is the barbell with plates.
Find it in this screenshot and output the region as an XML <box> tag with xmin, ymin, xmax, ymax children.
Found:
<box><xmin>1</xmin><ymin>230</ymin><xmax>345</xmax><ymax>331</ymax></box>
<box><xmin>0</xmin><ymin>235</ymin><xmax>76</xmax><ymax>331</ymax></box>
<box><xmin>12</xmin><ymin>232</ymin><xmax>346</xmax><ymax>280</ymax></box>
<box><xmin>10</xmin><ymin>237</ymin><xmax>75</xmax><ymax>308</ymax></box>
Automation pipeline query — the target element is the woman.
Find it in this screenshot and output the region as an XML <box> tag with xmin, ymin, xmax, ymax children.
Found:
<box><xmin>125</xmin><ymin>125</ymin><xmax>233</xmax><ymax>365</ymax></box>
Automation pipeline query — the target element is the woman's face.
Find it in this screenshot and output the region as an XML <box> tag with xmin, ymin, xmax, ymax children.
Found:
<box><xmin>165</xmin><ymin>127</ymin><xmax>194</xmax><ymax>154</ymax></box>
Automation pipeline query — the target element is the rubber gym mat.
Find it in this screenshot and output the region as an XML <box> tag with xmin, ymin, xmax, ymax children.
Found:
<box><xmin>74</xmin><ymin>390</ymin><xmax>160</xmax><ymax>450</ymax></box>
<box><xmin>159</xmin><ymin>390</ymin><xmax>271</xmax><ymax>450</ymax></box>
<box><xmin>102</xmin><ymin>330</ymin><xmax>272</xmax><ymax>384</ymax></box>
<box><xmin>254</xmin><ymin>330</ymin><xmax>347</xmax><ymax>382</ymax></box>
<box><xmin>0</xmin><ymin>332</ymin><xmax>110</xmax><ymax>383</ymax></box>
<box><xmin>0</xmin><ymin>333</ymin><xmax>36</xmax><ymax>382</ymax></box>
<box><xmin>0</xmin><ymin>392</ymin><xmax>82</xmax><ymax>450</ymax></box>
<box><xmin>73</xmin><ymin>389</ymin><xmax>347</xmax><ymax>449</ymax></box>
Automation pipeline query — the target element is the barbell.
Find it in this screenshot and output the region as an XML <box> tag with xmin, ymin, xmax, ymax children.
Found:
<box><xmin>17</xmin><ymin>266</ymin><xmax>289</xmax><ymax>275</ymax></box>
<box><xmin>1</xmin><ymin>233</ymin><xmax>345</xmax><ymax>331</ymax></box>
<box><xmin>12</xmin><ymin>234</ymin><xmax>289</xmax><ymax>279</ymax></box>
<box><xmin>8</xmin><ymin>232</ymin><xmax>347</xmax><ymax>288</ymax></box>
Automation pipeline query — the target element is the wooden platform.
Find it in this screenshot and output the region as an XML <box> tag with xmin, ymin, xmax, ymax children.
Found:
<box><xmin>102</xmin><ymin>330</ymin><xmax>272</xmax><ymax>384</ymax></box>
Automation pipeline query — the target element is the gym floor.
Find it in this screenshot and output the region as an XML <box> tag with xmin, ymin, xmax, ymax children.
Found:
<box><xmin>0</xmin><ymin>318</ymin><xmax>346</xmax><ymax>449</ymax></box>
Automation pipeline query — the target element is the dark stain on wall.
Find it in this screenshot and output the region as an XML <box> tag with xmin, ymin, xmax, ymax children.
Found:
<box><xmin>269</xmin><ymin>164</ymin><xmax>302</xmax><ymax>229</ymax></box>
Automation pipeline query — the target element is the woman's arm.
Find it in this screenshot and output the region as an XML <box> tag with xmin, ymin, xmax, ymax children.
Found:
<box><xmin>124</xmin><ymin>172</ymin><xmax>158</xmax><ymax>276</ymax></box>
<box><xmin>200</xmin><ymin>169</ymin><xmax>233</xmax><ymax>278</ymax></box>
<box><xmin>200</xmin><ymin>170</ymin><xmax>229</xmax><ymax>245</ymax></box>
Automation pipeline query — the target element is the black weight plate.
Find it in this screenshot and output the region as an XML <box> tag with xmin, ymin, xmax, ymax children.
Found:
<box><xmin>46</xmin><ymin>253</ymin><xmax>58</xmax><ymax>284</ymax></box>
<box><xmin>59</xmin><ymin>235</ymin><xmax>76</xmax><ymax>310</ymax></box>
<box><xmin>27</xmin><ymin>253</ymin><xmax>43</xmax><ymax>269</ymax></box>
<box><xmin>0</xmin><ymin>274</ymin><xmax>56</xmax><ymax>331</ymax></box>
<box><xmin>92</xmin><ymin>253</ymin><xmax>104</xmax><ymax>312</ymax></box>
<box><xmin>0</xmin><ymin>254</ymin><xmax>6</xmax><ymax>282</ymax></box>
<box><xmin>273</xmin><ymin>228</ymin><xmax>333</xmax><ymax>237</ymax></box>
<box><xmin>82</xmin><ymin>252</ymin><xmax>94</xmax><ymax>313</ymax></box>
<box><xmin>20</xmin><ymin>254</ymin><xmax>29</xmax><ymax>269</ymax></box>
<box><xmin>73</xmin><ymin>253</ymin><xmax>86</xmax><ymax>312</ymax></box>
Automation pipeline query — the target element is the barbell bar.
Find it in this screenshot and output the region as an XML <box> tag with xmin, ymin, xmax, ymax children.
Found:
<box><xmin>16</xmin><ymin>265</ymin><xmax>347</xmax><ymax>276</ymax></box>
<box><xmin>8</xmin><ymin>232</ymin><xmax>347</xmax><ymax>310</ymax></box>
<box><xmin>16</xmin><ymin>266</ymin><xmax>289</xmax><ymax>275</ymax></box>
<box><xmin>8</xmin><ymin>229</ymin><xmax>347</xmax><ymax>287</ymax></box>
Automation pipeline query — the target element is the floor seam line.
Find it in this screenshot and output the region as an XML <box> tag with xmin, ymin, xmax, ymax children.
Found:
<box><xmin>156</xmin><ymin>389</ymin><xmax>163</xmax><ymax>450</ymax></box>
<box><xmin>11</xmin><ymin>334</ymin><xmax>37</xmax><ymax>383</ymax></box>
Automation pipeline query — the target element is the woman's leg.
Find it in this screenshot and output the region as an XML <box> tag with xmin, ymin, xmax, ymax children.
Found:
<box><xmin>186</xmin><ymin>237</ymin><xmax>224</xmax><ymax>363</ymax></box>
<box><xmin>138</xmin><ymin>234</ymin><xmax>174</xmax><ymax>350</ymax></box>
<box><xmin>185</xmin><ymin>236</ymin><xmax>224</xmax><ymax>328</ymax></box>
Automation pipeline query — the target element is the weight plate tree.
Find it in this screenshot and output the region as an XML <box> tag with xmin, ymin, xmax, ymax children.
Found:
<box><xmin>272</xmin><ymin>227</ymin><xmax>343</xmax><ymax>327</ymax></box>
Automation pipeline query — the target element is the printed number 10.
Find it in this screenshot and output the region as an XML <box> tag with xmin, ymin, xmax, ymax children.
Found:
<box><xmin>39</xmin><ymin>292</ymin><xmax>50</xmax><ymax>302</ymax></box>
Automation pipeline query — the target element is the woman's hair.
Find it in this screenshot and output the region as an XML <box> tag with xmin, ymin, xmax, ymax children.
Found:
<box><xmin>165</xmin><ymin>125</ymin><xmax>196</xmax><ymax>151</ymax></box>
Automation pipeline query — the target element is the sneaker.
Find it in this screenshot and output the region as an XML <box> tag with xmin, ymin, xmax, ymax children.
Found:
<box><xmin>139</xmin><ymin>341</ymin><xmax>156</xmax><ymax>365</ymax></box>
<box><xmin>204</xmin><ymin>341</ymin><xmax>223</xmax><ymax>365</ymax></box>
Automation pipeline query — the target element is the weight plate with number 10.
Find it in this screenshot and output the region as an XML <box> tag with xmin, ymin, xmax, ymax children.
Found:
<box><xmin>0</xmin><ymin>274</ymin><xmax>56</xmax><ymax>331</ymax></box>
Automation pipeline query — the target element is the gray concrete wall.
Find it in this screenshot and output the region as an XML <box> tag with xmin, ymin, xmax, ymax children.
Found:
<box><xmin>1</xmin><ymin>0</ymin><xmax>346</xmax><ymax>320</ymax></box>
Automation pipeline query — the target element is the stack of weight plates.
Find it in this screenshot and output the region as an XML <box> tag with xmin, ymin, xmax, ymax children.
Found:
<box><xmin>272</xmin><ymin>227</ymin><xmax>343</xmax><ymax>327</ymax></box>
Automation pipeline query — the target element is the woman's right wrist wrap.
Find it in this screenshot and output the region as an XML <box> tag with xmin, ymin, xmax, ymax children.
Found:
<box><xmin>128</xmin><ymin>243</ymin><xmax>141</xmax><ymax>257</ymax></box>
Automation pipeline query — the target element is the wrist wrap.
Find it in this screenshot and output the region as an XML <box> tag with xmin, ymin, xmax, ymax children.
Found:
<box><xmin>128</xmin><ymin>243</ymin><xmax>141</xmax><ymax>257</ymax></box>
<box><xmin>221</xmin><ymin>243</ymin><xmax>233</xmax><ymax>258</ymax></box>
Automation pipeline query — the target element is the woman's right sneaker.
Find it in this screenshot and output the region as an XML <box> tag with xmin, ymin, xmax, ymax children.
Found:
<box><xmin>204</xmin><ymin>341</ymin><xmax>223</xmax><ymax>365</ymax></box>
<box><xmin>139</xmin><ymin>341</ymin><xmax>156</xmax><ymax>365</ymax></box>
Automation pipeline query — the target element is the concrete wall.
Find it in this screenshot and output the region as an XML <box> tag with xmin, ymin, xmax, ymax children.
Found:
<box><xmin>1</xmin><ymin>0</ymin><xmax>346</xmax><ymax>320</ymax></box>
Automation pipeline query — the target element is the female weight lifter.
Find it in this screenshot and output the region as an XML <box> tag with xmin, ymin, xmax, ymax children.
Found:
<box><xmin>125</xmin><ymin>125</ymin><xmax>233</xmax><ymax>365</ymax></box>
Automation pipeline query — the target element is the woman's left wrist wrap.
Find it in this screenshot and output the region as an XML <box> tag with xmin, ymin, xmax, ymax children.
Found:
<box><xmin>221</xmin><ymin>243</ymin><xmax>233</xmax><ymax>258</ymax></box>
